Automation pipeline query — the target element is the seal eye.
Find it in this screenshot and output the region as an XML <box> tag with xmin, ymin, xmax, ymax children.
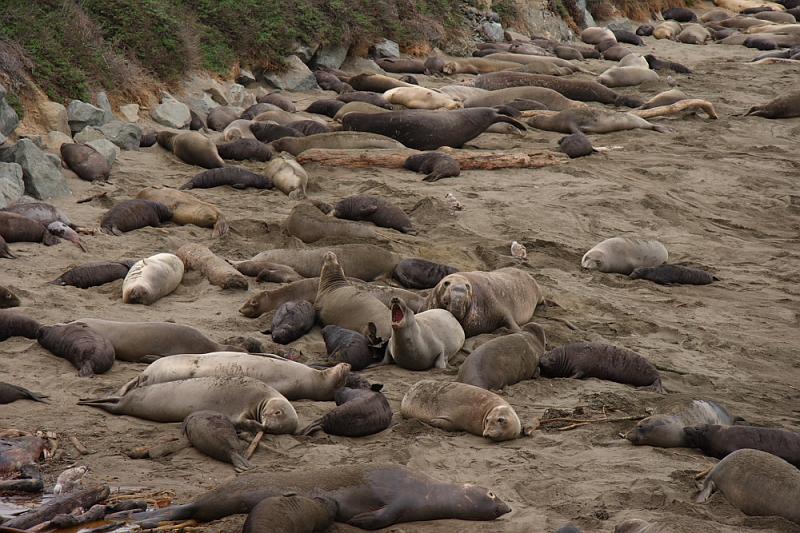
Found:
<box><xmin>443</xmin><ymin>281</ymin><xmax>450</xmax><ymax>288</ymax></box>
<box><xmin>497</xmin><ymin>417</ymin><xmax>506</xmax><ymax>424</ymax></box>
<box><xmin>488</xmin><ymin>491</ymin><xmax>495</xmax><ymax>498</ymax></box>
<box><xmin>273</xmin><ymin>410</ymin><xmax>283</xmax><ymax>416</ymax></box>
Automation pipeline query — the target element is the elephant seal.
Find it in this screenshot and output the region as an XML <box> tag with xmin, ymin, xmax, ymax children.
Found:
<box><xmin>746</xmin><ymin>91</ymin><xmax>800</xmax><ymax>118</ymax></box>
<box><xmin>392</xmin><ymin>258</ymin><xmax>458</xmax><ymax>289</ymax></box>
<box><xmin>403</xmin><ymin>152</ymin><xmax>461</xmax><ymax>182</ymax></box>
<box><xmin>265</xmin><ymin>154</ymin><xmax>308</xmax><ymax>198</ymax></box>
<box><xmin>81</xmin><ymin>376</ymin><xmax>297</xmax><ymax>433</ymax></box>
<box><xmin>401</xmin><ymin>380</ymin><xmax>528</xmax><ymax>441</ymax></box>
<box><xmin>473</xmin><ymin>73</ymin><xmax>643</xmax><ymax>107</ymax></box>
<box><xmin>602</xmin><ymin>44</ymin><xmax>633</xmax><ymax>62</ymax></box>
<box><xmin>182</xmin><ymin>411</ymin><xmax>252</xmax><ymax>472</ymax></box>
<box><xmin>37</xmin><ymin>322</ymin><xmax>115</xmax><ymax>377</ymax></box>
<box><xmin>582</xmin><ymin>237</ymin><xmax>668</xmax><ymax>274</ymax></box>
<box><xmin>0</xmin><ymin>382</ymin><xmax>47</xmax><ymax>404</ymax></box>
<box><xmin>426</xmin><ymin>268</ymin><xmax>544</xmax><ymax>337</ymax></box>
<box><xmin>76</xmin><ymin>319</ymin><xmax>246</xmax><ymax>362</ymax></box>
<box><xmin>305</xmin><ymin>99</ymin><xmax>346</xmax><ymax>117</ymax></box>
<box><xmin>528</xmin><ymin>109</ymin><xmax>667</xmax><ymax>135</ymax></box>
<box><xmin>270</xmin><ymin>300</ymin><xmax>315</xmax><ymax>344</ymax></box>
<box><xmin>257</xmin><ymin>93</ymin><xmax>296</xmax><ymax>112</ymax></box>
<box><xmin>0</xmin><ymin>310</ymin><xmax>41</xmax><ymax>341</ymax></box>
<box><xmin>165</xmin><ymin>132</ymin><xmax>225</xmax><ymax>169</ymax></box>
<box><xmin>695</xmin><ymin>449</ymin><xmax>800</xmax><ymax>524</ymax></box>
<box><xmin>684</xmin><ymin>424</ymin><xmax>800</xmax><ymax>466</ymax></box>
<box><xmin>581</xmin><ymin>27</ymin><xmax>616</xmax><ymax>44</ymax></box>
<box><xmin>384</xmin><ymin>87</ymin><xmax>461</xmax><ymax>110</ymax></box>
<box><xmin>190</xmin><ymin>110</ymin><xmax>204</xmax><ymax>130</ymax></box>
<box><xmin>464</xmin><ymin>86</ymin><xmax>583</xmax><ymax>112</ymax></box>
<box><xmin>385</xmin><ymin>297</ymin><xmax>465</xmax><ymax>370</ymax></box>
<box><xmin>243</xmin><ymin>495</ymin><xmax>336</xmax><ymax>533</ymax></box>
<box><xmin>272</xmin><ymin>132</ymin><xmax>404</xmax><ymax>156</ymax></box>
<box><xmin>136</xmin><ymin>187</ymin><xmax>229</xmax><ymax>237</ymax></box>
<box><xmin>130</xmin><ymin>463</ymin><xmax>510</xmax><ymax>528</ymax></box>
<box><xmin>559</xmin><ymin>132</ymin><xmax>596</xmax><ymax>158</ymax></box>
<box><xmin>100</xmin><ymin>199</ymin><xmax>172</xmax><ymax>235</ymax></box>
<box><xmin>301</xmin><ymin>385</ymin><xmax>392</xmax><ymax>437</ymax></box>
<box><xmin>619</xmin><ymin>54</ymin><xmax>649</xmax><ymax>68</ymax></box>
<box><xmin>337</xmin><ymin>91</ymin><xmax>393</xmax><ymax>109</ymax></box>
<box><xmin>287</xmin><ymin>120</ymin><xmax>331</xmax><ymax>136</ymax></box>
<box><xmin>636</xmin><ymin>24</ymin><xmax>655</xmax><ymax>36</ymax></box>
<box><xmin>653</xmin><ymin>20</ymin><xmax>682</xmax><ymax>40</ymax></box>
<box><xmin>0</xmin><ymin>212</ymin><xmax>60</xmax><ymax>246</ymax></box>
<box><xmin>677</xmin><ymin>24</ymin><xmax>712</xmax><ymax>44</ymax></box>
<box><xmin>554</xmin><ymin>46</ymin><xmax>583</xmax><ymax>60</ymax></box>
<box><xmin>315</xmin><ymin>252</ymin><xmax>392</xmax><ymax>345</ymax></box>
<box><xmin>644</xmin><ymin>54</ymin><xmax>692</xmax><ymax>74</ymax></box>
<box><xmin>241</xmin><ymin>103</ymin><xmax>280</xmax><ymax>120</ymax></box>
<box><xmin>539</xmin><ymin>342</ymin><xmax>664</xmax><ymax>392</ymax></box>
<box><xmin>441</xmin><ymin>57</ymin><xmax>526</xmax><ymax>75</ymax></box>
<box><xmin>322</xmin><ymin>325</ymin><xmax>382</xmax><ymax>370</ymax></box>
<box><xmin>140</xmin><ymin>131</ymin><xmax>157</xmax><ymax>147</ymax></box>
<box><xmin>342</xmin><ymin>108</ymin><xmax>525</xmax><ymax>150</ymax></box>
<box><xmin>333</xmin><ymin>195</ymin><xmax>412</xmax><ymax>233</ymax></box>
<box><xmin>286</xmin><ymin>202</ymin><xmax>387</xmax><ymax>243</ymax></box>
<box><xmin>50</xmin><ymin>260</ymin><xmax>136</xmax><ymax>288</ymax></box>
<box><xmin>122</xmin><ymin>253</ymin><xmax>184</xmax><ymax>305</ymax></box>
<box><xmin>348</xmin><ymin>73</ymin><xmax>415</xmax><ymax>92</ymax></box>
<box><xmin>0</xmin><ymin>285</ymin><xmax>20</xmax><ymax>308</ymax></box>
<box><xmin>755</xmin><ymin>10</ymin><xmax>797</xmax><ymax>23</ymax></box>
<box><xmin>641</xmin><ymin>89</ymin><xmax>689</xmax><ymax>109</ymax></box>
<box><xmin>180</xmin><ymin>167</ymin><xmax>273</xmax><ymax>190</ymax></box>
<box><xmin>334</xmin><ymin>101</ymin><xmax>389</xmax><ymax>121</ymax></box>
<box><xmin>216</xmin><ymin>139</ymin><xmax>273</xmax><ymax>162</ymax></box>
<box><xmin>457</xmin><ymin>322</ymin><xmax>546</xmax><ymax>390</ymax></box>
<box><xmin>60</xmin><ymin>143</ymin><xmax>110</xmax><ymax>182</ymax></box>
<box><xmin>250</xmin><ymin>122</ymin><xmax>303</xmax><ymax>142</ymax></box>
<box><xmin>612</xmin><ymin>29</ymin><xmax>644</xmax><ymax>45</ymax></box>
<box><xmin>207</xmin><ymin>106</ymin><xmax>240</xmax><ymax>131</ymax></box>
<box><xmin>663</xmin><ymin>7</ymin><xmax>697</xmax><ymax>22</ymax></box>
<box><xmin>625</xmin><ymin>400</ymin><xmax>738</xmax><ymax>447</ymax></box>
<box><xmin>598</xmin><ymin>66</ymin><xmax>659</xmax><ymax>88</ymax></box>
<box><xmin>234</xmin><ymin>260</ymin><xmax>303</xmax><ymax>282</ymax></box>
<box><xmin>222</xmin><ymin>119</ymin><xmax>256</xmax><ymax>141</ymax></box>
<box><xmin>315</xmin><ymin>71</ymin><xmax>352</xmax><ymax>93</ymax></box>
<box><xmin>629</xmin><ymin>264</ymin><xmax>718</xmax><ymax>285</ymax></box>
<box><xmin>377</xmin><ymin>57</ymin><xmax>426</xmax><ymax>73</ymax></box>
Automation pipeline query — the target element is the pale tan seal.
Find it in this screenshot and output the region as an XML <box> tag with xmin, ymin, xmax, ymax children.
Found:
<box><xmin>618</xmin><ymin>55</ymin><xmax>649</xmax><ymax>69</ymax></box>
<box><xmin>247</xmin><ymin>244</ymin><xmax>400</xmax><ymax>280</ymax></box>
<box><xmin>122</xmin><ymin>253</ymin><xmax>184</xmax><ymax>305</ymax></box>
<box><xmin>385</xmin><ymin>297</ymin><xmax>465</xmax><ymax>370</ymax></box>
<box><xmin>271</xmin><ymin>132</ymin><xmax>404</xmax><ymax>156</ymax></box>
<box><xmin>581</xmin><ymin>27</ymin><xmax>616</xmax><ymax>44</ymax></box>
<box><xmin>334</xmin><ymin>101</ymin><xmax>389</xmax><ymax>121</ymax></box>
<box><xmin>222</xmin><ymin>119</ymin><xmax>256</xmax><ymax>141</ymax></box>
<box><xmin>625</xmin><ymin>400</ymin><xmax>738</xmax><ymax>447</ymax></box>
<box><xmin>265</xmin><ymin>154</ymin><xmax>308</xmax><ymax>198</ymax></box>
<box><xmin>171</xmin><ymin>132</ymin><xmax>225</xmax><ymax>169</ymax></box>
<box><xmin>676</xmin><ymin>24</ymin><xmax>712</xmax><ymax>44</ymax></box>
<box><xmin>401</xmin><ymin>379</ymin><xmax>529</xmax><ymax>441</ymax></box>
<box><xmin>441</xmin><ymin>57</ymin><xmax>523</xmax><ymax>74</ymax></box>
<box><xmin>383</xmin><ymin>87</ymin><xmax>462</xmax><ymax>110</ymax></box>
<box><xmin>136</xmin><ymin>187</ymin><xmax>229</xmax><ymax>237</ymax></box>
<box><xmin>464</xmin><ymin>86</ymin><xmax>584</xmax><ymax>111</ymax></box>
<box><xmin>640</xmin><ymin>89</ymin><xmax>689</xmax><ymax>110</ymax></box>
<box><xmin>598</xmin><ymin>66</ymin><xmax>659</xmax><ymax>88</ymax></box>
<box><xmin>581</xmin><ymin>237</ymin><xmax>668</xmax><ymax>274</ymax></box>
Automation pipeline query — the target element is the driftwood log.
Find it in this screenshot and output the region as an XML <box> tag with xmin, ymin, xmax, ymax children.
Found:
<box><xmin>4</xmin><ymin>485</ymin><xmax>110</xmax><ymax>529</ymax></box>
<box><xmin>296</xmin><ymin>147</ymin><xmax>566</xmax><ymax>170</ymax></box>
<box><xmin>177</xmin><ymin>244</ymin><xmax>249</xmax><ymax>290</ymax></box>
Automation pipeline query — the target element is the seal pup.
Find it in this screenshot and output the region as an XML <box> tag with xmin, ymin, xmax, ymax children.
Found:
<box><xmin>182</xmin><ymin>411</ymin><xmax>252</xmax><ymax>472</ymax></box>
<box><xmin>51</xmin><ymin>260</ymin><xmax>136</xmax><ymax>288</ymax></box>
<box><xmin>403</xmin><ymin>152</ymin><xmax>461</xmax><ymax>181</ymax></box>
<box><xmin>315</xmin><ymin>252</ymin><xmax>392</xmax><ymax>345</ymax></box>
<box><xmin>0</xmin><ymin>310</ymin><xmax>41</xmax><ymax>341</ymax></box>
<box><xmin>271</xmin><ymin>132</ymin><xmax>404</xmax><ymax>156</ymax></box>
<box><xmin>37</xmin><ymin>322</ymin><xmax>115</xmax><ymax>377</ymax></box>
<box><xmin>582</xmin><ymin>237</ymin><xmax>668</xmax><ymax>274</ymax></box>
<box><xmin>663</xmin><ymin>7</ymin><xmax>697</xmax><ymax>22</ymax></box>
<box><xmin>457</xmin><ymin>322</ymin><xmax>546</xmax><ymax>390</ymax></box>
<box><xmin>265</xmin><ymin>154</ymin><xmax>308</xmax><ymax>198</ymax></box>
<box><xmin>159</xmin><ymin>131</ymin><xmax>225</xmax><ymax>169</ymax></box>
<box><xmin>287</xmin><ymin>119</ymin><xmax>331</xmax><ymax>136</ymax></box>
<box><xmin>122</xmin><ymin>253</ymin><xmax>184</xmax><ymax>305</ymax></box>
<box><xmin>60</xmin><ymin>143</ymin><xmax>110</xmax><ymax>182</ymax></box>
<box><xmin>136</xmin><ymin>187</ymin><xmax>229</xmax><ymax>237</ymax></box>
<box><xmin>333</xmin><ymin>195</ymin><xmax>413</xmax><ymax>233</ymax></box>
<box><xmin>269</xmin><ymin>300</ymin><xmax>315</xmax><ymax>344</ymax></box>
<box><xmin>0</xmin><ymin>212</ymin><xmax>60</xmax><ymax>246</ymax></box>
<box><xmin>0</xmin><ymin>285</ymin><xmax>20</xmax><ymax>308</ymax></box>
<box><xmin>401</xmin><ymin>380</ymin><xmax>528</xmax><ymax>441</ymax></box>
<box><xmin>80</xmin><ymin>376</ymin><xmax>297</xmax><ymax>433</ymax></box>
<box><xmin>0</xmin><ymin>382</ymin><xmax>48</xmax><ymax>404</ymax></box>
<box><xmin>250</xmin><ymin>122</ymin><xmax>303</xmax><ymax>142</ymax></box>
<box><xmin>625</xmin><ymin>400</ymin><xmax>738</xmax><ymax>447</ymax></box>
<box><xmin>100</xmin><ymin>199</ymin><xmax>172</xmax><ymax>235</ymax></box>
<box><xmin>305</xmin><ymin>99</ymin><xmax>346</xmax><ymax>117</ymax></box>
<box><xmin>629</xmin><ymin>265</ymin><xmax>718</xmax><ymax>285</ymax></box>
<box><xmin>392</xmin><ymin>258</ymin><xmax>458</xmax><ymax>289</ymax></box>
<box><xmin>301</xmin><ymin>385</ymin><xmax>392</xmax><ymax>437</ymax></box>
<box><xmin>644</xmin><ymin>55</ymin><xmax>692</xmax><ymax>74</ymax></box>
<box><xmin>558</xmin><ymin>132</ymin><xmax>596</xmax><ymax>158</ymax></box>
<box><xmin>540</xmin><ymin>342</ymin><xmax>664</xmax><ymax>392</ymax></box>
<box><xmin>426</xmin><ymin>268</ymin><xmax>544</xmax><ymax>336</ymax></box>
<box><xmin>216</xmin><ymin>138</ymin><xmax>273</xmax><ymax>162</ymax></box>
<box><xmin>385</xmin><ymin>297</ymin><xmax>465</xmax><ymax>370</ymax></box>
<box><xmin>337</xmin><ymin>91</ymin><xmax>393</xmax><ymax>108</ymax></box>
<box><xmin>180</xmin><ymin>167</ymin><xmax>272</xmax><ymax>190</ymax></box>
<box><xmin>243</xmin><ymin>495</ymin><xmax>336</xmax><ymax>533</ymax></box>
<box><xmin>235</xmin><ymin>260</ymin><xmax>303</xmax><ymax>283</ymax></box>
<box><xmin>257</xmin><ymin>92</ymin><xmax>296</xmax><ymax>112</ymax></box>
<box><xmin>694</xmin><ymin>449</ymin><xmax>800</xmax><ymax>524</ymax></box>
<box><xmin>222</xmin><ymin>119</ymin><xmax>257</xmax><ymax>141</ymax></box>
<box><xmin>746</xmin><ymin>91</ymin><xmax>800</xmax><ymax>118</ymax></box>
<box><xmin>322</xmin><ymin>325</ymin><xmax>381</xmax><ymax>370</ymax></box>
<box><xmin>684</xmin><ymin>424</ymin><xmax>800</xmax><ymax>466</ymax></box>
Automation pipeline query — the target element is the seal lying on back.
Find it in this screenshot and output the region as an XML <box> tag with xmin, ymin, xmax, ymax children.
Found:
<box><xmin>343</xmin><ymin>108</ymin><xmax>526</xmax><ymax>150</ymax></box>
<box><xmin>243</xmin><ymin>495</ymin><xmax>336</xmax><ymax>533</ymax></box>
<box><xmin>684</xmin><ymin>424</ymin><xmax>800</xmax><ymax>466</ymax></box>
<box><xmin>248</xmin><ymin>244</ymin><xmax>400</xmax><ymax>280</ymax></box>
<box><xmin>136</xmin><ymin>187</ymin><xmax>229</xmax><ymax>237</ymax></box>
<box><xmin>122</xmin><ymin>253</ymin><xmax>184</xmax><ymax>305</ymax></box>
<box><xmin>271</xmin><ymin>132</ymin><xmax>405</xmax><ymax>156</ymax></box>
<box><xmin>629</xmin><ymin>265</ymin><xmax>718</xmax><ymax>285</ymax></box>
<box><xmin>37</xmin><ymin>322</ymin><xmax>115</xmax><ymax>377</ymax></box>
<box><xmin>625</xmin><ymin>400</ymin><xmax>737</xmax><ymax>447</ymax></box>
<box><xmin>0</xmin><ymin>382</ymin><xmax>47</xmax><ymax>404</ymax></box>
<box><xmin>401</xmin><ymin>380</ymin><xmax>527</xmax><ymax>441</ymax></box>
<box><xmin>80</xmin><ymin>376</ymin><xmax>297</xmax><ymax>433</ymax></box>
<box><xmin>694</xmin><ymin>449</ymin><xmax>800</xmax><ymax>524</ymax></box>
<box><xmin>393</xmin><ymin>258</ymin><xmax>458</xmax><ymax>289</ymax></box>
<box><xmin>540</xmin><ymin>342</ymin><xmax>664</xmax><ymax>392</ymax></box>
<box><xmin>51</xmin><ymin>260</ymin><xmax>136</xmax><ymax>288</ymax></box>
<box><xmin>385</xmin><ymin>297</ymin><xmax>465</xmax><ymax>370</ymax></box>
<box><xmin>746</xmin><ymin>91</ymin><xmax>800</xmax><ymax>119</ymax></box>
<box><xmin>528</xmin><ymin>109</ymin><xmax>668</xmax><ymax>134</ymax></box>
<box><xmin>582</xmin><ymin>237</ymin><xmax>668</xmax><ymax>274</ymax></box>
<box><xmin>100</xmin><ymin>199</ymin><xmax>172</xmax><ymax>235</ymax></box>
<box><xmin>0</xmin><ymin>310</ymin><xmax>41</xmax><ymax>341</ymax></box>
<box><xmin>473</xmin><ymin>73</ymin><xmax>643</xmax><ymax>107</ymax></box>
<box><xmin>180</xmin><ymin>167</ymin><xmax>273</xmax><ymax>190</ymax></box>
<box><xmin>333</xmin><ymin>195</ymin><xmax>413</xmax><ymax>233</ymax></box>
<box><xmin>130</xmin><ymin>464</ymin><xmax>511</xmax><ymax>529</ymax></box>
<box><xmin>182</xmin><ymin>411</ymin><xmax>252</xmax><ymax>472</ymax></box>
<box><xmin>404</xmin><ymin>152</ymin><xmax>461</xmax><ymax>181</ymax></box>
<box><xmin>457</xmin><ymin>322</ymin><xmax>546</xmax><ymax>390</ymax></box>
<box><xmin>301</xmin><ymin>385</ymin><xmax>392</xmax><ymax>437</ymax></box>
<box><xmin>426</xmin><ymin>268</ymin><xmax>544</xmax><ymax>337</ymax></box>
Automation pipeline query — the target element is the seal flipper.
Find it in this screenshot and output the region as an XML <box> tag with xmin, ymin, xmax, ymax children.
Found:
<box><xmin>300</xmin><ymin>420</ymin><xmax>324</xmax><ymax>436</ymax></box>
<box><xmin>131</xmin><ymin>503</ymin><xmax>196</xmax><ymax>528</ymax></box>
<box><xmin>77</xmin><ymin>396</ymin><xmax>123</xmax><ymax>413</ymax></box>
<box><xmin>212</xmin><ymin>216</ymin><xmax>230</xmax><ymax>238</ymax></box>
<box><xmin>229</xmin><ymin>451</ymin><xmax>253</xmax><ymax>473</ymax></box>
<box><xmin>348</xmin><ymin>505</ymin><xmax>400</xmax><ymax>530</ymax></box>
<box><xmin>694</xmin><ymin>479</ymin><xmax>716</xmax><ymax>503</ymax></box>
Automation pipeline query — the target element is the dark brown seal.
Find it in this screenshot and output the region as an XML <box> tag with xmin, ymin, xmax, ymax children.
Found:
<box><xmin>286</xmin><ymin>202</ymin><xmax>384</xmax><ymax>243</ymax></box>
<box><xmin>182</xmin><ymin>410</ymin><xmax>252</xmax><ymax>472</ymax></box>
<box><xmin>662</xmin><ymin>7</ymin><xmax>697</xmax><ymax>22</ymax></box>
<box><xmin>539</xmin><ymin>342</ymin><xmax>663</xmax><ymax>392</ymax></box>
<box><xmin>333</xmin><ymin>195</ymin><xmax>413</xmax><ymax>233</ymax></box>
<box><xmin>636</xmin><ymin>24</ymin><xmax>655</xmax><ymax>36</ymax></box>
<box><xmin>180</xmin><ymin>167</ymin><xmax>273</xmax><ymax>190</ymax></box>
<box><xmin>256</xmin><ymin>93</ymin><xmax>296</xmax><ymax>112</ymax></box>
<box><xmin>342</xmin><ymin>108</ymin><xmax>525</xmax><ymax>150</ymax></box>
<box><xmin>347</xmin><ymin>73</ymin><xmax>410</xmax><ymax>92</ymax></box>
<box><xmin>337</xmin><ymin>91</ymin><xmax>393</xmax><ymax>109</ymax></box>
<box><xmin>558</xmin><ymin>132</ymin><xmax>597</xmax><ymax>158</ymax></box>
<box><xmin>644</xmin><ymin>55</ymin><xmax>692</xmax><ymax>74</ymax></box>
<box><xmin>250</xmin><ymin>122</ymin><xmax>303</xmax><ymax>143</ymax></box>
<box><xmin>286</xmin><ymin>120</ymin><xmax>331</xmax><ymax>136</ymax></box>
<box><xmin>130</xmin><ymin>464</ymin><xmax>511</xmax><ymax>529</ymax></box>
<box><xmin>0</xmin><ymin>234</ymin><xmax>14</xmax><ymax>258</ymax></box>
<box><xmin>240</xmin><ymin>103</ymin><xmax>278</xmax><ymax>120</ymax></box>
<box><xmin>474</xmin><ymin>72</ymin><xmax>643</xmax><ymax>107</ymax></box>
<box><xmin>322</xmin><ymin>325</ymin><xmax>381</xmax><ymax>370</ymax></box>
<box><xmin>315</xmin><ymin>71</ymin><xmax>352</xmax><ymax>93</ymax></box>
<box><xmin>404</xmin><ymin>152</ymin><xmax>461</xmax><ymax>181</ymax></box>
<box><xmin>377</xmin><ymin>58</ymin><xmax>426</xmax><ymax>73</ymax></box>
<box><xmin>50</xmin><ymin>260</ymin><xmax>136</xmax><ymax>288</ymax></box>
<box><xmin>207</xmin><ymin>106</ymin><xmax>240</xmax><ymax>131</ymax></box>
<box><xmin>216</xmin><ymin>139</ymin><xmax>273</xmax><ymax>162</ymax></box>
<box><xmin>100</xmin><ymin>199</ymin><xmax>172</xmax><ymax>235</ymax></box>
<box><xmin>301</xmin><ymin>385</ymin><xmax>392</xmax><ymax>437</ymax></box>
<box><xmin>234</xmin><ymin>259</ymin><xmax>302</xmax><ymax>281</ymax></box>
<box><xmin>612</xmin><ymin>29</ymin><xmax>643</xmax><ymax>45</ymax></box>
<box><xmin>189</xmin><ymin>110</ymin><xmax>205</xmax><ymax>131</ymax></box>
<box><xmin>0</xmin><ymin>382</ymin><xmax>48</xmax><ymax>404</ymax></box>
<box><xmin>629</xmin><ymin>265</ymin><xmax>718</xmax><ymax>285</ymax></box>
<box><xmin>305</xmin><ymin>99</ymin><xmax>346</xmax><ymax>118</ymax></box>
<box><xmin>269</xmin><ymin>300</ymin><xmax>315</xmax><ymax>345</ymax></box>
<box><xmin>140</xmin><ymin>131</ymin><xmax>157</xmax><ymax>147</ymax></box>
<box><xmin>746</xmin><ymin>91</ymin><xmax>800</xmax><ymax>119</ymax></box>
<box><xmin>684</xmin><ymin>424</ymin><xmax>800</xmax><ymax>467</ymax></box>
<box><xmin>554</xmin><ymin>46</ymin><xmax>583</xmax><ymax>60</ymax></box>
<box><xmin>243</xmin><ymin>495</ymin><xmax>336</xmax><ymax>533</ymax></box>
<box><xmin>60</xmin><ymin>143</ymin><xmax>111</xmax><ymax>182</ymax></box>
<box><xmin>457</xmin><ymin>322</ymin><xmax>546</xmax><ymax>390</ymax></box>
<box><xmin>0</xmin><ymin>285</ymin><xmax>20</xmax><ymax>307</ymax></box>
<box><xmin>0</xmin><ymin>212</ymin><xmax>60</xmax><ymax>246</ymax></box>
<box><xmin>0</xmin><ymin>310</ymin><xmax>41</xmax><ymax>341</ymax></box>
<box><xmin>392</xmin><ymin>258</ymin><xmax>458</xmax><ymax>289</ymax></box>
<box><xmin>37</xmin><ymin>322</ymin><xmax>115</xmax><ymax>377</ymax></box>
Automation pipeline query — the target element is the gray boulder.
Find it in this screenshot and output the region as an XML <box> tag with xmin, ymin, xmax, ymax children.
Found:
<box><xmin>373</xmin><ymin>39</ymin><xmax>400</xmax><ymax>58</ymax></box>
<box><xmin>312</xmin><ymin>44</ymin><xmax>349</xmax><ymax>70</ymax></box>
<box><xmin>95</xmin><ymin>91</ymin><xmax>115</xmax><ymax>123</ymax></box>
<box><xmin>0</xmin><ymin>162</ymin><xmax>24</xmax><ymax>208</ymax></box>
<box><xmin>39</xmin><ymin>101</ymin><xmax>71</xmax><ymax>136</ymax></box>
<box><xmin>340</xmin><ymin>57</ymin><xmax>386</xmax><ymax>75</ymax></box>
<box><xmin>291</xmin><ymin>39</ymin><xmax>320</xmax><ymax>63</ymax></box>
<box><xmin>73</xmin><ymin>126</ymin><xmax>106</xmax><ymax>144</ymax></box>
<box><xmin>0</xmin><ymin>139</ymin><xmax>70</xmax><ymax>200</ymax></box>
<box><xmin>480</xmin><ymin>22</ymin><xmax>505</xmax><ymax>42</ymax></box>
<box><xmin>67</xmin><ymin>100</ymin><xmax>106</xmax><ymax>134</ymax></box>
<box><xmin>227</xmin><ymin>83</ymin><xmax>246</xmax><ymax>107</ymax></box>
<box><xmin>236</xmin><ymin>69</ymin><xmax>256</xmax><ymax>85</ymax></box>
<box><xmin>264</xmin><ymin>55</ymin><xmax>319</xmax><ymax>91</ymax></box>
<box><xmin>576</xmin><ymin>0</ymin><xmax>597</xmax><ymax>27</ymax></box>
<box><xmin>99</xmin><ymin>120</ymin><xmax>142</xmax><ymax>151</ymax></box>
<box><xmin>86</xmin><ymin>139</ymin><xmax>119</xmax><ymax>167</ymax></box>
<box><xmin>151</xmin><ymin>93</ymin><xmax>191</xmax><ymax>129</ymax></box>
<box><xmin>0</xmin><ymin>84</ymin><xmax>20</xmax><ymax>138</ymax></box>
<box><xmin>119</xmin><ymin>103</ymin><xmax>140</xmax><ymax>122</ymax></box>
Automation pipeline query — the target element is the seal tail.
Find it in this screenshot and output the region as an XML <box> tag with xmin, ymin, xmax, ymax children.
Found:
<box><xmin>14</xmin><ymin>385</ymin><xmax>48</xmax><ymax>403</ymax></box>
<box><xmin>0</xmin><ymin>247</ymin><xmax>16</xmax><ymax>259</ymax></box>
<box><xmin>230</xmin><ymin>451</ymin><xmax>253</xmax><ymax>473</ymax></box>
<box><xmin>212</xmin><ymin>216</ymin><xmax>230</xmax><ymax>238</ymax></box>
<box><xmin>744</xmin><ymin>106</ymin><xmax>764</xmax><ymax>117</ymax></box>
<box><xmin>299</xmin><ymin>420</ymin><xmax>324</xmax><ymax>436</ymax></box>
<box><xmin>491</xmin><ymin>115</ymin><xmax>527</xmax><ymax>133</ymax></box>
<box><xmin>117</xmin><ymin>376</ymin><xmax>141</xmax><ymax>396</ymax></box>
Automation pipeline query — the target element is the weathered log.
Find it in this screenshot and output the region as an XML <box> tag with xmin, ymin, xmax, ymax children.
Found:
<box><xmin>177</xmin><ymin>244</ymin><xmax>249</xmax><ymax>290</ymax></box>
<box><xmin>4</xmin><ymin>485</ymin><xmax>110</xmax><ymax>529</ymax></box>
<box><xmin>296</xmin><ymin>147</ymin><xmax>566</xmax><ymax>170</ymax></box>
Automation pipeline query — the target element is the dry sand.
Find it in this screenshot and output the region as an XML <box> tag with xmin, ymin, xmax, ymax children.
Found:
<box><xmin>2</xmin><ymin>24</ymin><xmax>800</xmax><ymax>533</ymax></box>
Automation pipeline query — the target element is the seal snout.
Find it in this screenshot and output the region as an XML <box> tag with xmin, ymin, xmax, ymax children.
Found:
<box><xmin>391</xmin><ymin>299</ymin><xmax>406</xmax><ymax>327</ymax></box>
